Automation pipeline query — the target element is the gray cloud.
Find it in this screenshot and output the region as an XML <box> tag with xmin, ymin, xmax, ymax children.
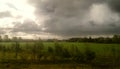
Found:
<box><xmin>0</xmin><ymin>28</ymin><xmax>10</xmax><ymax>34</ymax></box>
<box><xmin>0</xmin><ymin>11</ymin><xmax>12</xmax><ymax>18</ymax></box>
<box><xmin>107</xmin><ymin>0</ymin><xmax>120</xmax><ymax>13</ymax></box>
<box><xmin>29</xmin><ymin>0</ymin><xmax>104</xmax><ymax>16</ymax></box>
<box><xmin>12</xmin><ymin>19</ymin><xmax>42</xmax><ymax>34</ymax></box>
<box><xmin>28</xmin><ymin>0</ymin><xmax>120</xmax><ymax>37</ymax></box>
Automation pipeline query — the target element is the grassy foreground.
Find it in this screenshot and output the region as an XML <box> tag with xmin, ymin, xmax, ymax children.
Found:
<box><xmin>0</xmin><ymin>42</ymin><xmax>119</xmax><ymax>69</ymax></box>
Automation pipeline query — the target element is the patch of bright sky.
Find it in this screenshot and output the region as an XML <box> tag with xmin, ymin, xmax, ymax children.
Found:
<box><xmin>89</xmin><ymin>3</ymin><xmax>120</xmax><ymax>24</ymax></box>
<box><xmin>0</xmin><ymin>0</ymin><xmax>36</xmax><ymax>28</ymax></box>
<box><xmin>0</xmin><ymin>18</ymin><xmax>14</xmax><ymax>28</ymax></box>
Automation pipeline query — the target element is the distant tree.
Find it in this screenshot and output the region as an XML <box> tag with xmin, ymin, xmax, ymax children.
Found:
<box><xmin>4</xmin><ymin>35</ymin><xmax>9</xmax><ymax>41</ymax></box>
<box><xmin>112</xmin><ymin>35</ymin><xmax>120</xmax><ymax>43</ymax></box>
<box><xmin>18</xmin><ymin>37</ymin><xmax>22</xmax><ymax>41</ymax></box>
<box><xmin>12</xmin><ymin>37</ymin><xmax>18</xmax><ymax>41</ymax></box>
<box><xmin>88</xmin><ymin>36</ymin><xmax>92</xmax><ymax>42</ymax></box>
<box><xmin>68</xmin><ymin>38</ymin><xmax>80</xmax><ymax>42</ymax></box>
<box><xmin>104</xmin><ymin>37</ymin><xmax>112</xmax><ymax>43</ymax></box>
<box><xmin>82</xmin><ymin>37</ymin><xmax>89</xmax><ymax>42</ymax></box>
<box><xmin>97</xmin><ymin>37</ymin><xmax>104</xmax><ymax>43</ymax></box>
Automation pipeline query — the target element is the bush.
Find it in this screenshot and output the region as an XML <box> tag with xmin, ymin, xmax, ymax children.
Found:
<box><xmin>84</xmin><ymin>47</ymin><xmax>96</xmax><ymax>63</ymax></box>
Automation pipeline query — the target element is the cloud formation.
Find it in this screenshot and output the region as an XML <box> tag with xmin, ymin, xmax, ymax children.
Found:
<box><xmin>12</xmin><ymin>19</ymin><xmax>42</xmax><ymax>34</ymax></box>
<box><xmin>28</xmin><ymin>0</ymin><xmax>120</xmax><ymax>37</ymax></box>
<box><xmin>0</xmin><ymin>0</ymin><xmax>120</xmax><ymax>39</ymax></box>
<box><xmin>0</xmin><ymin>11</ymin><xmax>12</xmax><ymax>18</ymax></box>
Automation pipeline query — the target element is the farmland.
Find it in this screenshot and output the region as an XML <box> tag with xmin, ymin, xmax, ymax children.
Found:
<box><xmin>0</xmin><ymin>42</ymin><xmax>120</xmax><ymax>56</ymax></box>
<box><xmin>0</xmin><ymin>41</ymin><xmax>120</xmax><ymax>69</ymax></box>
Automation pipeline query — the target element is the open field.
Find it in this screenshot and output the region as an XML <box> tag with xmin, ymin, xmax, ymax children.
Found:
<box><xmin>0</xmin><ymin>42</ymin><xmax>120</xmax><ymax>69</ymax></box>
<box><xmin>0</xmin><ymin>42</ymin><xmax>120</xmax><ymax>55</ymax></box>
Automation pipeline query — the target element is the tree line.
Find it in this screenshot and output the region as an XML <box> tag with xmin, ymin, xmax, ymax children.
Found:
<box><xmin>0</xmin><ymin>35</ymin><xmax>120</xmax><ymax>44</ymax></box>
<box><xmin>66</xmin><ymin>35</ymin><xmax>120</xmax><ymax>43</ymax></box>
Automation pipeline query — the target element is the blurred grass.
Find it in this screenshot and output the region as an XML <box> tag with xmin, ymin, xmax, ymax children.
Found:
<box><xmin>0</xmin><ymin>42</ymin><xmax>120</xmax><ymax>69</ymax></box>
<box><xmin>0</xmin><ymin>42</ymin><xmax>120</xmax><ymax>56</ymax></box>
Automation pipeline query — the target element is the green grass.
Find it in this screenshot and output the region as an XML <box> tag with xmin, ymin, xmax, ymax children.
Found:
<box><xmin>0</xmin><ymin>42</ymin><xmax>120</xmax><ymax>53</ymax></box>
<box><xmin>0</xmin><ymin>42</ymin><xmax>120</xmax><ymax>68</ymax></box>
<box><xmin>43</xmin><ymin>42</ymin><xmax>120</xmax><ymax>55</ymax></box>
<box><xmin>0</xmin><ymin>42</ymin><xmax>119</xmax><ymax>57</ymax></box>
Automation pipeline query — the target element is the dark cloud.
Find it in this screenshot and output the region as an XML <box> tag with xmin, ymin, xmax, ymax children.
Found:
<box><xmin>12</xmin><ymin>19</ymin><xmax>42</xmax><ymax>34</ymax></box>
<box><xmin>29</xmin><ymin>0</ymin><xmax>104</xmax><ymax>16</ymax></box>
<box><xmin>107</xmin><ymin>0</ymin><xmax>120</xmax><ymax>12</ymax></box>
<box><xmin>0</xmin><ymin>11</ymin><xmax>12</xmax><ymax>18</ymax></box>
<box><xmin>28</xmin><ymin>0</ymin><xmax>120</xmax><ymax>37</ymax></box>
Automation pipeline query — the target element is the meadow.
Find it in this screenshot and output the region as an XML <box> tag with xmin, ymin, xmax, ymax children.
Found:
<box><xmin>0</xmin><ymin>41</ymin><xmax>120</xmax><ymax>69</ymax></box>
<box><xmin>0</xmin><ymin>42</ymin><xmax>119</xmax><ymax>56</ymax></box>
<box><xmin>0</xmin><ymin>42</ymin><xmax>120</xmax><ymax>56</ymax></box>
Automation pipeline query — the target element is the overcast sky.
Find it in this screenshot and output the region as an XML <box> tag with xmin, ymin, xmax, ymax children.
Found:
<box><xmin>0</xmin><ymin>0</ymin><xmax>120</xmax><ymax>39</ymax></box>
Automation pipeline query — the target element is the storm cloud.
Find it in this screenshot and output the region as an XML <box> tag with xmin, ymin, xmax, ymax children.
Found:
<box><xmin>12</xmin><ymin>19</ymin><xmax>42</xmax><ymax>34</ymax></box>
<box><xmin>107</xmin><ymin>0</ymin><xmax>120</xmax><ymax>13</ymax></box>
<box><xmin>28</xmin><ymin>0</ymin><xmax>120</xmax><ymax>37</ymax></box>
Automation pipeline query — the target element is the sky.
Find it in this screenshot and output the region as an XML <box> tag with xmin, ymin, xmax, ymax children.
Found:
<box><xmin>0</xmin><ymin>0</ymin><xmax>120</xmax><ymax>39</ymax></box>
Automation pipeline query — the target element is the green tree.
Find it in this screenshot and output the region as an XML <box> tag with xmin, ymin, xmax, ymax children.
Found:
<box><xmin>112</xmin><ymin>35</ymin><xmax>120</xmax><ymax>43</ymax></box>
<box><xmin>4</xmin><ymin>35</ymin><xmax>9</xmax><ymax>42</ymax></box>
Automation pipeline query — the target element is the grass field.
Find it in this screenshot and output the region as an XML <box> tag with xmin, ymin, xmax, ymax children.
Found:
<box><xmin>0</xmin><ymin>42</ymin><xmax>119</xmax><ymax>60</ymax></box>
<box><xmin>0</xmin><ymin>42</ymin><xmax>120</xmax><ymax>69</ymax></box>
<box><xmin>1</xmin><ymin>42</ymin><xmax>120</xmax><ymax>54</ymax></box>
<box><xmin>0</xmin><ymin>42</ymin><xmax>119</xmax><ymax>56</ymax></box>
